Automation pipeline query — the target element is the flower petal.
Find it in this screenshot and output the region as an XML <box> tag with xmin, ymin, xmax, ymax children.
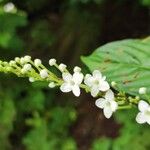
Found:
<box><xmin>92</xmin><ymin>70</ymin><xmax>102</xmax><ymax>79</ymax></box>
<box><xmin>103</xmin><ymin>106</ymin><xmax>113</xmax><ymax>119</ymax></box>
<box><xmin>110</xmin><ymin>101</ymin><xmax>118</xmax><ymax>111</ymax></box>
<box><xmin>91</xmin><ymin>85</ymin><xmax>99</xmax><ymax>97</ymax></box>
<box><xmin>138</xmin><ymin>100</ymin><xmax>149</xmax><ymax>112</ymax></box>
<box><xmin>102</xmin><ymin>76</ymin><xmax>106</xmax><ymax>80</ymax></box>
<box><xmin>136</xmin><ymin>112</ymin><xmax>146</xmax><ymax>124</ymax></box>
<box><xmin>99</xmin><ymin>81</ymin><xmax>110</xmax><ymax>92</ymax></box>
<box><xmin>146</xmin><ymin>116</ymin><xmax>150</xmax><ymax>125</ymax></box>
<box><xmin>145</xmin><ymin>114</ymin><xmax>150</xmax><ymax>125</ymax></box>
<box><xmin>72</xmin><ymin>85</ymin><xmax>80</xmax><ymax>97</ymax></box>
<box><xmin>62</xmin><ymin>72</ymin><xmax>72</xmax><ymax>82</ymax></box>
<box><xmin>60</xmin><ymin>83</ymin><xmax>71</xmax><ymax>93</ymax></box>
<box><xmin>105</xmin><ymin>89</ymin><xmax>114</xmax><ymax>101</ymax></box>
<box><xmin>84</xmin><ymin>74</ymin><xmax>93</xmax><ymax>87</ymax></box>
<box><xmin>73</xmin><ymin>72</ymin><xmax>83</xmax><ymax>84</ymax></box>
<box><xmin>146</xmin><ymin>119</ymin><xmax>150</xmax><ymax>125</ymax></box>
<box><xmin>95</xmin><ymin>98</ymin><xmax>106</xmax><ymax>109</ymax></box>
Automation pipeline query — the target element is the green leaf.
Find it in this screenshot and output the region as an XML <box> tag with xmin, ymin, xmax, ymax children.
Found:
<box><xmin>0</xmin><ymin>10</ymin><xmax>27</xmax><ymax>53</ymax></box>
<box><xmin>81</xmin><ymin>37</ymin><xmax>150</xmax><ymax>96</ymax></box>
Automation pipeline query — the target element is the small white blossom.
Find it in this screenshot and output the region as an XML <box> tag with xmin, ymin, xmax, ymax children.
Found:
<box><xmin>136</xmin><ymin>100</ymin><xmax>150</xmax><ymax>125</ymax></box>
<box><xmin>84</xmin><ymin>70</ymin><xmax>110</xmax><ymax>97</ymax></box>
<box><xmin>95</xmin><ymin>89</ymin><xmax>118</xmax><ymax>119</ymax></box>
<box><xmin>73</xmin><ymin>66</ymin><xmax>81</xmax><ymax>72</ymax></box>
<box><xmin>49</xmin><ymin>58</ymin><xmax>56</xmax><ymax>66</ymax></box>
<box><xmin>24</xmin><ymin>55</ymin><xmax>31</xmax><ymax>62</ymax></box>
<box><xmin>58</xmin><ymin>63</ymin><xmax>67</xmax><ymax>72</ymax></box>
<box><xmin>40</xmin><ymin>69</ymin><xmax>48</xmax><ymax>78</ymax></box>
<box><xmin>60</xmin><ymin>72</ymin><xmax>83</xmax><ymax>97</ymax></box>
<box><xmin>48</xmin><ymin>82</ymin><xmax>56</xmax><ymax>88</ymax></box>
<box><xmin>29</xmin><ymin>77</ymin><xmax>35</xmax><ymax>82</ymax></box>
<box><xmin>139</xmin><ymin>87</ymin><xmax>147</xmax><ymax>94</ymax></box>
<box><xmin>34</xmin><ymin>59</ymin><xmax>42</xmax><ymax>67</ymax></box>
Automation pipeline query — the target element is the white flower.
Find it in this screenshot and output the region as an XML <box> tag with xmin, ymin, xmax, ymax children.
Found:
<box><xmin>48</xmin><ymin>82</ymin><xmax>56</xmax><ymax>88</ymax></box>
<box><xmin>139</xmin><ymin>87</ymin><xmax>147</xmax><ymax>94</ymax></box>
<box><xmin>29</xmin><ymin>77</ymin><xmax>35</xmax><ymax>82</ymax></box>
<box><xmin>136</xmin><ymin>100</ymin><xmax>150</xmax><ymax>125</ymax></box>
<box><xmin>84</xmin><ymin>70</ymin><xmax>110</xmax><ymax>97</ymax></box>
<box><xmin>34</xmin><ymin>59</ymin><xmax>42</xmax><ymax>67</ymax></box>
<box><xmin>58</xmin><ymin>63</ymin><xmax>67</xmax><ymax>72</ymax></box>
<box><xmin>60</xmin><ymin>72</ymin><xmax>83</xmax><ymax>97</ymax></box>
<box><xmin>73</xmin><ymin>66</ymin><xmax>81</xmax><ymax>72</ymax></box>
<box><xmin>95</xmin><ymin>90</ymin><xmax>118</xmax><ymax>119</ymax></box>
<box><xmin>40</xmin><ymin>69</ymin><xmax>48</xmax><ymax>78</ymax></box>
<box><xmin>49</xmin><ymin>58</ymin><xmax>56</xmax><ymax>66</ymax></box>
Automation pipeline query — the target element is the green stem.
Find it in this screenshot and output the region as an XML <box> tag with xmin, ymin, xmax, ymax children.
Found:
<box><xmin>118</xmin><ymin>105</ymin><xmax>132</xmax><ymax>110</ymax></box>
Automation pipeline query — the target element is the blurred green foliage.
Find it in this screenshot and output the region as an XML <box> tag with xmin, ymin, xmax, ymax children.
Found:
<box><xmin>92</xmin><ymin>110</ymin><xmax>150</xmax><ymax>150</ymax></box>
<box><xmin>0</xmin><ymin>76</ymin><xmax>77</xmax><ymax>150</ymax></box>
<box><xmin>140</xmin><ymin>0</ymin><xmax>150</xmax><ymax>6</ymax></box>
<box><xmin>0</xmin><ymin>4</ymin><xmax>27</xmax><ymax>58</ymax></box>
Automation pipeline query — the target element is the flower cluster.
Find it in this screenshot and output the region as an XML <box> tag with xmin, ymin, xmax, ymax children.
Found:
<box><xmin>0</xmin><ymin>56</ymin><xmax>150</xmax><ymax>125</ymax></box>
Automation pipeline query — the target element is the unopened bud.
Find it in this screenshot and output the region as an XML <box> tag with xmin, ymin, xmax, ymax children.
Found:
<box><xmin>139</xmin><ymin>87</ymin><xmax>147</xmax><ymax>94</ymax></box>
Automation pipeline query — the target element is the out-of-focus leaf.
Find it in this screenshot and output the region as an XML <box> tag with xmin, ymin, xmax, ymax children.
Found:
<box><xmin>23</xmin><ymin>113</ymin><xmax>52</xmax><ymax>150</ymax></box>
<box><xmin>0</xmin><ymin>9</ymin><xmax>27</xmax><ymax>53</ymax></box>
<box><xmin>62</xmin><ymin>138</ymin><xmax>77</xmax><ymax>150</ymax></box>
<box><xmin>0</xmin><ymin>96</ymin><xmax>16</xmax><ymax>149</ymax></box>
<box><xmin>140</xmin><ymin>0</ymin><xmax>150</xmax><ymax>7</ymax></box>
<box><xmin>92</xmin><ymin>137</ymin><xmax>112</xmax><ymax>150</ymax></box>
<box><xmin>82</xmin><ymin>38</ymin><xmax>150</xmax><ymax>97</ymax></box>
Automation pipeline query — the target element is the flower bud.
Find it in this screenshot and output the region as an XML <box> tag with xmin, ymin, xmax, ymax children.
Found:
<box><xmin>15</xmin><ymin>57</ymin><xmax>20</xmax><ymax>63</ymax></box>
<box><xmin>111</xmin><ymin>81</ymin><xmax>117</xmax><ymax>87</ymax></box>
<box><xmin>3</xmin><ymin>62</ymin><xmax>8</xmax><ymax>66</ymax></box>
<box><xmin>23</xmin><ymin>64</ymin><xmax>32</xmax><ymax>72</ymax></box>
<box><xmin>58</xmin><ymin>63</ymin><xmax>66</xmax><ymax>72</ymax></box>
<box><xmin>20</xmin><ymin>57</ymin><xmax>25</xmax><ymax>64</ymax></box>
<box><xmin>48</xmin><ymin>82</ymin><xmax>56</xmax><ymax>88</ymax></box>
<box><xmin>9</xmin><ymin>60</ymin><xmax>16</xmax><ymax>66</ymax></box>
<box><xmin>40</xmin><ymin>69</ymin><xmax>48</xmax><ymax>78</ymax></box>
<box><xmin>21</xmin><ymin>68</ymin><xmax>26</xmax><ymax>74</ymax></box>
<box><xmin>24</xmin><ymin>55</ymin><xmax>31</xmax><ymax>62</ymax></box>
<box><xmin>49</xmin><ymin>58</ymin><xmax>56</xmax><ymax>66</ymax></box>
<box><xmin>29</xmin><ymin>77</ymin><xmax>35</xmax><ymax>82</ymax></box>
<box><xmin>73</xmin><ymin>66</ymin><xmax>81</xmax><ymax>72</ymax></box>
<box><xmin>34</xmin><ymin>59</ymin><xmax>42</xmax><ymax>67</ymax></box>
<box><xmin>139</xmin><ymin>87</ymin><xmax>147</xmax><ymax>94</ymax></box>
<box><xmin>6</xmin><ymin>67</ymin><xmax>11</xmax><ymax>72</ymax></box>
